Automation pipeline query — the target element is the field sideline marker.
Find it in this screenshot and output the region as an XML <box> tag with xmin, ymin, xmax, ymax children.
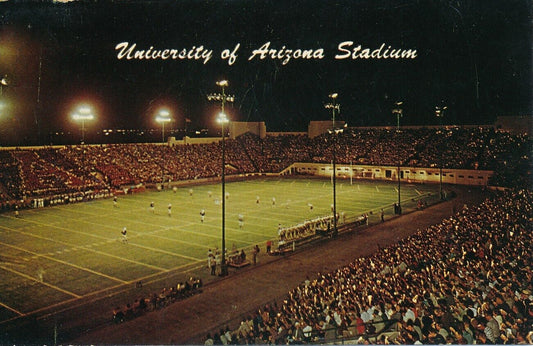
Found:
<box><xmin>0</xmin><ymin>239</ymin><xmax>127</xmax><ymax>284</ymax></box>
<box><xmin>0</xmin><ymin>264</ymin><xmax>80</xmax><ymax>298</ymax></box>
<box><xmin>0</xmin><ymin>223</ymin><xmax>167</xmax><ymax>272</ymax></box>
<box><xmin>0</xmin><ymin>301</ymin><xmax>24</xmax><ymax>316</ymax></box>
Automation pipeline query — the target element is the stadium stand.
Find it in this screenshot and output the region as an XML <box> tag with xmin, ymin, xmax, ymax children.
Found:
<box><xmin>0</xmin><ymin>127</ymin><xmax>530</xmax><ymax>211</ymax></box>
<box><xmin>218</xmin><ymin>189</ymin><xmax>533</xmax><ymax>344</ymax></box>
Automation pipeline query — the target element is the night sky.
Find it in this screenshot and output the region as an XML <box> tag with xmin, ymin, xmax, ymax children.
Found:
<box><xmin>0</xmin><ymin>0</ymin><xmax>531</xmax><ymax>145</ymax></box>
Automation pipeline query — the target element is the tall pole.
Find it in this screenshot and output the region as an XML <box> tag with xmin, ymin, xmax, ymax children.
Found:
<box><xmin>81</xmin><ymin>119</ymin><xmax>85</xmax><ymax>143</ymax></box>
<box><xmin>392</xmin><ymin>101</ymin><xmax>403</xmax><ymax>214</ymax></box>
<box><xmin>208</xmin><ymin>80</ymin><xmax>234</xmax><ymax>277</ymax></box>
<box><xmin>436</xmin><ymin>104</ymin><xmax>447</xmax><ymax>200</ymax></box>
<box><xmin>350</xmin><ymin>161</ymin><xmax>353</xmax><ymax>186</ymax></box>
<box><xmin>156</xmin><ymin>109</ymin><xmax>171</xmax><ymax>143</ymax></box>
<box><xmin>325</xmin><ymin>93</ymin><xmax>340</xmax><ymax>237</ymax></box>
<box><xmin>155</xmin><ymin>109</ymin><xmax>172</xmax><ymax>188</ymax></box>
<box><xmin>221</xmin><ymin>83</ymin><xmax>226</xmax><ymax>277</ymax></box>
<box><xmin>0</xmin><ymin>75</ymin><xmax>8</xmax><ymax>96</ymax></box>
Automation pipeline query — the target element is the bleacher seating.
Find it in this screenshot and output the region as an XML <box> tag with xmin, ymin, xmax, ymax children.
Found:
<box><xmin>0</xmin><ymin>127</ymin><xmax>529</xmax><ymax>209</ymax></box>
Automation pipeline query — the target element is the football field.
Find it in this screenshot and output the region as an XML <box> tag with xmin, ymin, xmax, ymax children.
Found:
<box><xmin>0</xmin><ymin>177</ymin><xmax>438</xmax><ymax>324</ymax></box>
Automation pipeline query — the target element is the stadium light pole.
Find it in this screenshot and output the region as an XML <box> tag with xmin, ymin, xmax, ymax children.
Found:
<box><xmin>435</xmin><ymin>104</ymin><xmax>447</xmax><ymax>200</ymax></box>
<box><xmin>392</xmin><ymin>101</ymin><xmax>403</xmax><ymax>214</ymax></box>
<box><xmin>0</xmin><ymin>75</ymin><xmax>8</xmax><ymax>96</ymax></box>
<box><xmin>207</xmin><ymin>80</ymin><xmax>234</xmax><ymax>277</ymax></box>
<box><xmin>155</xmin><ymin>109</ymin><xmax>172</xmax><ymax>142</ymax></box>
<box><xmin>325</xmin><ymin>93</ymin><xmax>340</xmax><ymax>237</ymax></box>
<box><xmin>0</xmin><ymin>101</ymin><xmax>5</xmax><ymax>120</ymax></box>
<box><xmin>0</xmin><ymin>76</ymin><xmax>9</xmax><ymax>118</ymax></box>
<box><xmin>71</xmin><ymin>105</ymin><xmax>95</xmax><ymax>144</ymax></box>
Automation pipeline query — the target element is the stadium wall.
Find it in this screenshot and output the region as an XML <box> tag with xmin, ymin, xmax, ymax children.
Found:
<box><xmin>229</xmin><ymin>121</ymin><xmax>267</xmax><ymax>139</ymax></box>
<box><xmin>308</xmin><ymin>120</ymin><xmax>346</xmax><ymax>138</ymax></box>
<box><xmin>168</xmin><ymin>136</ymin><xmax>224</xmax><ymax>145</ymax></box>
<box><xmin>284</xmin><ymin>162</ymin><xmax>493</xmax><ymax>186</ymax></box>
<box><xmin>266</xmin><ymin>131</ymin><xmax>307</xmax><ymax>137</ymax></box>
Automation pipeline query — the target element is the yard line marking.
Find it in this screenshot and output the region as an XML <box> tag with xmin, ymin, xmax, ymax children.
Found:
<box><xmin>25</xmin><ymin>212</ymin><xmax>205</xmax><ymax>261</ymax></box>
<box><xmin>415</xmin><ymin>189</ymin><xmax>422</xmax><ymax>195</ymax></box>
<box><xmin>1</xmin><ymin>213</ymin><xmax>113</xmax><ymax>241</ymax></box>
<box><xmin>0</xmin><ymin>240</ymin><xmax>127</xmax><ymax>284</ymax></box>
<box><xmin>1</xmin><ymin>214</ymin><xmax>199</xmax><ymax>263</ymax></box>
<box><xmin>1</xmin><ymin>262</ymin><xmax>26</xmax><ymax>268</ymax></box>
<box><xmin>55</xmin><ymin>182</ymin><xmax>396</xmax><ymax>236</ymax></box>
<box><xmin>30</xmin><ymin>208</ymin><xmax>219</xmax><ymax>249</ymax></box>
<box><xmin>0</xmin><ymin>265</ymin><xmax>80</xmax><ymax>298</ymax></box>
<box><xmin>27</xmin><ymin>257</ymin><xmax>213</xmax><ymax>321</ymax></box>
<box><xmin>14</xmin><ymin>209</ymin><xmax>204</xmax><ymax>261</ymax></box>
<box><xmin>132</xmin><ymin>243</ymin><xmax>201</xmax><ymax>261</ymax></box>
<box><xmin>53</xmin><ymin>204</ymin><xmax>258</xmax><ymax>245</ymax></box>
<box><xmin>0</xmin><ymin>301</ymin><xmax>24</xmax><ymax>316</ymax></box>
<box><xmin>135</xmin><ymin>231</ymin><xmax>236</xmax><ymax>249</ymax></box>
<box><xmin>0</xmin><ymin>224</ymin><xmax>167</xmax><ymax>272</ymax></box>
<box><xmin>153</xmin><ymin>226</ymin><xmax>256</xmax><ymax>246</ymax></box>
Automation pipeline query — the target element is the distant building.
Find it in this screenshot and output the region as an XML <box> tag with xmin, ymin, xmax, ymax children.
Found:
<box><xmin>308</xmin><ymin>120</ymin><xmax>346</xmax><ymax>138</ymax></box>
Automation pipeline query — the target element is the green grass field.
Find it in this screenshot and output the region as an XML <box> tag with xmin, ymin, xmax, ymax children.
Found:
<box><xmin>0</xmin><ymin>177</ymin><xmax>438</xmax><ymax>324</ymax></box>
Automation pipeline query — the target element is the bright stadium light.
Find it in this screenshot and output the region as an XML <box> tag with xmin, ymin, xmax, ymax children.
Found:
<box><xmin>435</xmin><ymin>104</ymin><xmax>447</xmax><ymax>125</ymax></box>
<box><xmin>217</xmin><ymin>112</ymin><xmax>229</xmax><ymax>124</ymax></box>
<box><xmin>0</xmin><ymin>75</ymin><xmax>10</xmax><ymax>116</ymax></box>
<box><xmin>392</xmin><ymin>101</ymin><xmax>403</xmax><ymax>131</ymax></box>
<box><xmin>71</xmin><ymin>105</ymin><xmax>95</xmax><ymax>144</ymax></box>
<box><xmin>216</xmin><ymin>80</ymin><xmax>229</xmax><ymax>87</ymax></box>
<box><xmin>207</xmin><ymin>80</ymin><xmax>234</xmax><ymax>277</ymax></box>
<box><xmin>155</xmin><ymin>109</ymin><xmax>172</xmax><ymax>142</ymax></box>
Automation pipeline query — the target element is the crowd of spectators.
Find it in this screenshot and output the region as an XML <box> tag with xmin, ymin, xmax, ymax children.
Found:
<box><xmin>0</xmin><ymin>127</ymin><xmax>529</xmax><ymax>210</ymax></box>
<box><xmin>112</xmin><ymin>276</ymin><xmax>202</xmax><ymax>324</ymax></box>
<box><xmin>213</xmin><ymin>189</ymin><xmax>532</xmax><ymax>344</ymax></box>
<box><xmin>238</xmin><ymin>133</ymin><xmax>314</xmax><ymax>173</ymax></box>
<box><xmin>236</xmin><ymin>127</ymin><xmax>529</xmax><ymax>178</ymax></box>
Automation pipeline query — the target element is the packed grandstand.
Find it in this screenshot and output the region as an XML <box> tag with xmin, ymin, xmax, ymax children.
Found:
<box><xmin>212</xmin><ymin>189</ymin><xmax>533</xmax><ymax>345</ymax></box>
<box><xmin>0</xmin><ymin>127</ymin><xmax>529</xmax><ymax>212</ymax></box>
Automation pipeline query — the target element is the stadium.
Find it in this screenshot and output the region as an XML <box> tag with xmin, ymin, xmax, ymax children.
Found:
<box><xmin>0</xmin><ymin>0</ymin><xmax>532</xmax><ymax>345</ymax></box>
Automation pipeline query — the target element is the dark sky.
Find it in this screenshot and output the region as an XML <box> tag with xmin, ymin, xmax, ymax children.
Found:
<box><xmin>0</xmin><ymin>0</ymin><xmax>531</xmax><ymax>145</ymax></box>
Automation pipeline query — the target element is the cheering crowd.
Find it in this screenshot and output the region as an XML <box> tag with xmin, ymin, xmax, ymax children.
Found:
<box><xmin>210</xmin><ymin>189</ymin><xmax>532</xmax><ymax>344</ymax></box>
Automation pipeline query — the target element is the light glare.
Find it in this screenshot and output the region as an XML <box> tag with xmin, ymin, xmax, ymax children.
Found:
<box><xmin>217</xmin><ymin>112</ymin><xmax>229</xmax><ymax>124</ymax></box>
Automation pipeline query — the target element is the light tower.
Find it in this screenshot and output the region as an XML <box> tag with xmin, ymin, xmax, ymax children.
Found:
<box><xmin>392</xmin><ymin>101</ymin><xmax>403</xmax><ymax>214</ymax></box>
<box><xmin>207</xmin><ymin>80</ymin><xmax>234</xmax><ymax>276</ymax></box>
<box><xmin>435</xmin><ymin>104</ymin><xmax>447</xmax><ymax>199</ymax></box>
<box><xmin>325</xmin><ymin>93</ymin><xmax>340</xmax><ymax>237</ymax></box>
<box><xmin>71</xmin><ymin>105</ymin><xmax>95</xmax><ymax>144</ymax></box>
<box><xmin>155</xmin><ymin>109</ymin><xmax>172</xmax><ymax>142</ymax></box>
